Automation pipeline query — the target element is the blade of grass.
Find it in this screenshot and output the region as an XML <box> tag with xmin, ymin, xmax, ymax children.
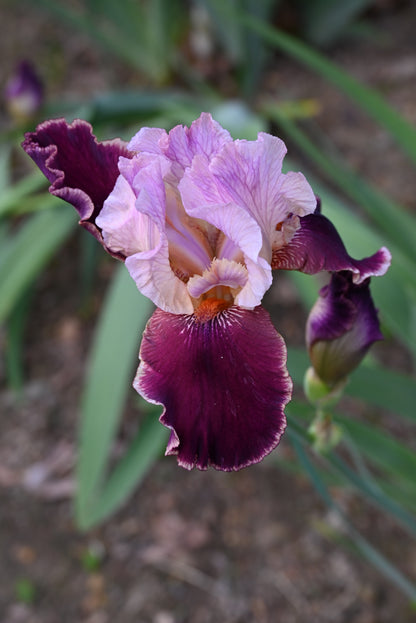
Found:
<box><xmin>335</xmin><ymin>414</ymin><xmax>416</xmax><ymax>487</ymax></box>
<box><xmin>348</xmin><ymin>365</ymin><xmax>416</xmax><ymax>424</ymax></box>
<box><xmin>0</xmin><ymin>143</ymin><xmax>11</xmax><ymax>192</ymax></box>
<box><xmin>34</xmin><ymin>0</ymin><xmax>176</xmax><ymax>82</ymax></box>
<box><xmin>287</xmin><ymin>406</ymin><xmax>416</xmax><ymax>537</ymax></box>
<box><xmin>0</xmin><ymin>171</ymin><xmax>47</xmax><ymax>218</ymax></box>
<box><xmin>33</xmin><ymin>0</ymin><xmax>146</xmax><ymax>73</ymax></box>
<box><xmin>289</xmin><ymin>430</ymin><xmax>416</xmax><ymax>601</ymax></box>
<box><xmin>295</xmin><ymin>0</ymin><xmax>372</xmax><ymax>47</ymax></box>
<box><xmin>0</xmin><ymin>206</ymin><xmax>75</xmax><ymax>323</ymax></box>
<box><xmin>76</xmin><ymin>264</ymin><xmax>153</xmax><ymax>529</ymax></box>
<box><xmin>89</xmin><ymin>89</ymin><xmax>205</xmax><ymax>126</ymax></box>
<box><xmin>83</xmin><ymin>406</ymin><xmax>168</xmax><ymax>528</ymax></box>
<box><xmin>342</xmin><ymin>431</ymin><xmax>416</xmax><ymax>514</ymax></box>
<box><xmin>237</xmin><ymin>11</ymin><xmax>416</xmax><ymax>164</ymax></box>
<box><xmin>5</xmin><ymin>286</ymin><xmax>35</xmax><ymax>393</ymax></box>
<box><xmin>326</xmin><ymin>443</ymin><xmax>416</xmax><ymax>538</ymax></box>
<box><xmin>79</xmin><ymin>230</ymin><xmax>100</xmax><ymax>307</ymax></box>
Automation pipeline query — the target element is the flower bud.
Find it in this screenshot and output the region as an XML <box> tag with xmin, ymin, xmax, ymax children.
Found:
<box><xmin>303</xmin><ymin>366</ymin><xmax>346</xmax><ymax>408</ymax></box>
<box><xmin>306</xmin><ymin>271</ymin><xmax>383</xmax><ymax>387</ymax></box>
<box><xmin>4</xmin><ymin>61</ymin><xmax>44</xmax><ymax>124</ymax></box>
<box><xmin>308</xmin><ymin>410</ymin><xmax>343</xmax><ymax>453</ymax></box>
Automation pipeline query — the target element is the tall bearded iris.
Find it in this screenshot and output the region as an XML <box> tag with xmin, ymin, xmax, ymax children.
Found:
<box><xmin>22</xmin><ymin>113</ymin><xmax>391</xmax><ymax>471</ymax></box>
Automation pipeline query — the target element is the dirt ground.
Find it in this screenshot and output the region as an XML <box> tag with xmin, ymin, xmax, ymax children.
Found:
<box><xmin>1</xmin><ymin>2</ymin><xmax>416</xmax><ymax>622</ymax></box>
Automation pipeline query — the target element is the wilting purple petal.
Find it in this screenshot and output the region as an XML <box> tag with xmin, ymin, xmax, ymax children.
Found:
<box><xmin>272</xmin><ymin>213</ymin><xmax>391</xmax><ymax>281</ymax></box>
<box><xmin>22</xmin><ymin>119</ymin><xmax>131</xmax><ymax>258</ymax></box>
<box><xmin>306</xmin><ymin>271</ymin><xmax>383</xmax><ymax>385</ymax></box>
<box><xmin>135</xmin><ymin>306</ymin><xmax>292</xmax><ymax>471</ymax></box>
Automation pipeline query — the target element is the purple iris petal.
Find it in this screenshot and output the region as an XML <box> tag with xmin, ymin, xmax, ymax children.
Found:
<box><xmin>272</xmin><ymin>213</ymin><xmax>391</xmax><ymax>282</ymax></box>
<box><xmin>306</xmin><ymin>271</ymin><xmax>383</xmax><ymax>385</ymax></box>
<box><xmin>22</xmin><ymin>119</ymin><xmax>131</xmax><ymax>258</ymax></box>
<box><xmin>135</xmin><ymin>305</ymin><xmax>292</xmax><ymax>471</ymax></box>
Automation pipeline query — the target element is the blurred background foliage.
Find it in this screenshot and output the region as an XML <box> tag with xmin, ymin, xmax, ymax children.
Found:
<box><xmin>1</xmin><ymin>0</ymin><xmax>416</xmax><ymax>604</ymax></box>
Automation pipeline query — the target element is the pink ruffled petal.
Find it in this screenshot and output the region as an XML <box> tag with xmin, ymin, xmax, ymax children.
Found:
<box><xmin>98</xmin><ymin>152</ymin><xmax>193</xmax><ymax>314</ymax></box>
<box><xmin>179</xmin><ymin>154</ymin><xmax>265</xmax><ymax>260</ymax></box>
<box><xmin>180</xmin><ymin>155</ymin><xmax>273</xmax><ymax>307</ymax></box>
<box><xmin>95</xmin><ymin>175</ymin><xmax>151</xmax><ymax>257</ymax></box>
<box><xmin>272</xmin><ymin>213</ymin><xmax>392</xmax><ymax>282</ymax></box>
<box><xmin>135</xmin><ymin>306</ymin><xmax>292</xmax><ymax>471</ymax></box>
<box><xmin>234</xmin><ymin>256</ymin><xmax>272</xmax><ymax>308</ymax></box>
<box><xmin>165</xmin><ymin>112</ymin><xmax>232</xmax><ymax>172</ymax></box>
<box><xmin>187</xmin><ymin>258</ymin><xmax>248</xmax><ymax>299</ymax></box>
<box><xmin>126</xmin><ymin>243</ymin><xmax>193</xmax><ymax>314</ymax></box>
<box><xmin>128</xmin><ymin>113</ymin><xmax>232</xmax><ymax>183</ymax></box>
<box><xmin>127</xmin><ymin>127</ymin><xmax>167</xmax><ymax>154</ymax></box>
<box><xmin>208</xmin><ymin>133</ymin><xmax>316</xmax><ymax>245</ymax></box>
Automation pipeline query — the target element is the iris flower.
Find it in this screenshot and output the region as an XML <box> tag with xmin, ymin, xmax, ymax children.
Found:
<box><xmin>22</xmin><ymin>113</ymin><xmax>391</xmax><ymax>471</ymax></box>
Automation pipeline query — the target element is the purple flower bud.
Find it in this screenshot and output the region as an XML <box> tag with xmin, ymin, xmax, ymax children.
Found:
<box><xmin>4</xmin><ymin>61</ymin><xmax>44</xmax><ymax>123</ymax></box>
<box><xmin>306</xmin><ymin>271</ymin><xmax>383</xmax><ymax>386</ymax></box>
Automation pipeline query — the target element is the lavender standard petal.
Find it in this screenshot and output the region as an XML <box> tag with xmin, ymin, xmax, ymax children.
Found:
<box><xmin>135</xmin><ymin>306</ymin><xmax>292</xmax><ymax>471</ymax></box>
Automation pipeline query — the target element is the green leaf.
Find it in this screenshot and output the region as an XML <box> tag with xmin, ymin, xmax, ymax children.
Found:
<box><xmin>0</xmin><ymin>207</ymin><xmax>75</xmax><ymax>324</ymax></box>
<box><xmin>79</xmin><ymin>229</ymin><xmax>101</xmax><ymax>306</ymax></box>
<box><xmin>287</xmin><ymin>405</ymin><xmax>416</xmax><ymax>536</ymax></box>
<box><xmin>5</xmin><ymin>286</ymin><xmax>35</xmax><ymax>393</ymax></box>
<box><xmin>0</xmin><ymin>142</ymin><xmax>12</xmax><ymax>193</ymax></box>
<box><xmin>15</xmin><ymin>579</ymin><xmax>37</xmax><ymax>605</ymax></box>
<box><xmin>34</xmin><ymin>0</ymin><xmax>184</xmax><ymax>84</ymax></box>
<box><xmin>287</xmin><ymin>347</ymin><xmax>416</xmax><ymax>424</ymax></box>
<box><xmin>239</xmin><ymin>13</ymin><xmax>416</xmax><ymax>164</ymax></box>
<box><xmin>290</xmin><ymin>432</ymin><xmax>333</xmax><ymax>507</ymax></box>
<box><xmin>84</xmin><ymin>406</ymin><xmax>168</xmax><ymax>527</ymax></box>
<box><xmin>348</xmin><ymin>365</ymin><xmax>416</xmax><ymax>424</ymax></box>
<box><xmin>76</xmin><ymin>264</ymin><xmax>153</xmax><ymax>529</ymax></box>
<box><xmin>289</xmin><ymin>427</ymin><xmax>416</xmax><ymax>601</ymax></box>
<box><xmin>331</xmin><ymin>449</ymin><xmax>416</xmax><ymax>539</ymax></box>
<box><xmin>336</xmin><ymin>414</ymin><xmax>416</xmax><ymax>487</ymax></box>
<box><xmin>0</xmin><ymin>171</ymin><xmax>47</xmax><ymax>218</ymax></box>
<box><xmin>203</xmin><ymin>0</ymin><xmax>278</xmax><ymax>97</ymax></box>
<box><xmin>294</xmin><ymin>0</ymin><xmax>372</xmax><ymax>47</ymax></box>
<box><xmin>89</xmin><ymin>89</ymin><xmax>204</xmax><ymax>127</ymax></box>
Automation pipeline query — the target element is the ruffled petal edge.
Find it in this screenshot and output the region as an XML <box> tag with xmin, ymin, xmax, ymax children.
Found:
<box><xmin>134</xmin><ymin>306</ymin><xmax>292</xmax><ymax>471</ymax></box>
